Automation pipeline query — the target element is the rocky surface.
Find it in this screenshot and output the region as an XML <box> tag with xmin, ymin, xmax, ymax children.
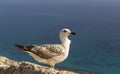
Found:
<box><xmin>0</xmin><ymin>56</ymin><xmax>96</xmax><ymax>74</ymax></box>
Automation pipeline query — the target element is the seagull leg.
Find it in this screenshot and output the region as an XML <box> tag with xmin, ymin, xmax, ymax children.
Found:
<box><xmin>51</xmin><ymin>64</ymin><xmax>55</xmax><ymax>69</ymax></box>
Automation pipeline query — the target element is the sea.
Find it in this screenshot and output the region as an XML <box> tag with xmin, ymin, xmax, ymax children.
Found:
<box><xmin>0</xmin><ymin>0</ymin><xmax>120</xmax><ymax>74</ymax></box>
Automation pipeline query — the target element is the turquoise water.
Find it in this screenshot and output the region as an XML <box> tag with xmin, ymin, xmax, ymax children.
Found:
<box><xmin>0</xmin><ymin>0</ymin><xmax>120</xmax><ymax>74</ymax></box>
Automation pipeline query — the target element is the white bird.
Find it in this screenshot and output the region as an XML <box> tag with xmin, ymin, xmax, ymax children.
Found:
<box><xmin>14</xmin><ymin>28</ymin><xmax>76</xmax><ymax>69</ymax></box>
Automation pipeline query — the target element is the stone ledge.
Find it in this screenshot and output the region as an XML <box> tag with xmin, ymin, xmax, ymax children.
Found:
<box><xmin>0</xmin><ymin>56</ymin><xmax>96</xmax><ymax>74</ymax></box>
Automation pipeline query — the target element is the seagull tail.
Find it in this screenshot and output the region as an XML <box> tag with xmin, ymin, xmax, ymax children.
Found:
<box><xmin>14</xmin><ymin>44</ymin><xmax>34</xmax><ymax>51</ymax></box>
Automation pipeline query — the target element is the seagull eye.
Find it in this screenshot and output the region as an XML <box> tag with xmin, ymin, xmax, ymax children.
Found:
<box><xmin>63</xmin><ymin>30</ymin><xmax>67</xmax><ymax>33</ymax></box>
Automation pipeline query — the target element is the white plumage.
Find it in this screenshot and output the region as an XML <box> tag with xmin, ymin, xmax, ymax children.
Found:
<box><xmin>15</xmin><ymin>28</ymin><xmax>75</xmax><ymax>68</ymax></box>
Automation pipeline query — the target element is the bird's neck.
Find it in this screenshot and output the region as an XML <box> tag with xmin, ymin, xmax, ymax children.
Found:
<box><xmin>60</xmin><ymin>36</ymin><xmax>71</xmax><ymax>49</ymax></box>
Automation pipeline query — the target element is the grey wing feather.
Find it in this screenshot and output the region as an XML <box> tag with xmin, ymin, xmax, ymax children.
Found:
<box><xmin>30</xmin><ymin>44</ymin><xmax>64</xmax><ymax>59</ymax></box>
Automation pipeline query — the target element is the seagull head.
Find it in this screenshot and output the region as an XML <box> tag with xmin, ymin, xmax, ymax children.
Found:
<box><xmin>60</xmin><ymin>28</ymin><xmax>76</xmax><ymax>37</ymax></box>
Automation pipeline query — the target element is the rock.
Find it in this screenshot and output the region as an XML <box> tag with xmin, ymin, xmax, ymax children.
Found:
<box><xmin>0</xmin><ymin>56</ymin><xmax>96</xmax><ymax>74</ymax></box>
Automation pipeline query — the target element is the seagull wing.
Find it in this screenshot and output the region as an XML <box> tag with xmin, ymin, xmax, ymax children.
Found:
<box><xmin>29</xmin><ymin>44</ymin><xmax>64</xmax><ymax>59</ymax></box>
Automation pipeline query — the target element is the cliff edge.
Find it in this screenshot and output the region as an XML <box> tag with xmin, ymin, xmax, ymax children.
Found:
<box><xmin>0</xmin><ymin>56</ymin><xmax>96</xmax><ymax>74</ymax></box>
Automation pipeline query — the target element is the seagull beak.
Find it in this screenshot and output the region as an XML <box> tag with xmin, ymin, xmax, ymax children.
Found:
<box><xmin>71</xmin><ymin>32</ymin><xmax>76</xmax><ymax>35</ymax></box>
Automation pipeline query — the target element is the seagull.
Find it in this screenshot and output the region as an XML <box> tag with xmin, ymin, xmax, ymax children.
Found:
<box><xmin>14</xmin><ymin>28</ymin><xmax>76</xmax><ymax>69</ymax></box>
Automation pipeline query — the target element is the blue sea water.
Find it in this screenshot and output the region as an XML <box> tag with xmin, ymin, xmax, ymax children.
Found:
<box><xmin>0</xmin><ymin>0</ymin><xmax>120</xmax><ymax>74</ymax></box>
